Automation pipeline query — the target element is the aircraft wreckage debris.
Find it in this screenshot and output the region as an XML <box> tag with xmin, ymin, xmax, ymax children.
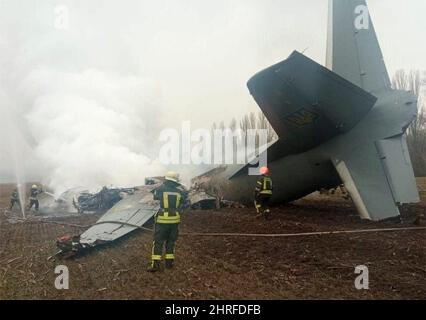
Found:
<box><xmin>55</xmin><ymin>184</ymin><xmax>160</xmax><ymax>258</ymax></box>
<box><xmin>52</xmin><ymin>181</ymin><xmax>240</xmax><ymax>258</ymax></box>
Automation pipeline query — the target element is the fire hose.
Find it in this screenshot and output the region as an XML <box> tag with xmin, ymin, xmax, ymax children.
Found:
<box><xmin>40</xmin><ymin>219</ymin><xmax>426</xmax><ymax>238</ymax></box>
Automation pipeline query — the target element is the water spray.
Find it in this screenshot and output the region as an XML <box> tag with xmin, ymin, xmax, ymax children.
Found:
<box><xmin>0</xmin><ymin>92</ymin><xmax>28</xmax><ymax>219</ymax></box>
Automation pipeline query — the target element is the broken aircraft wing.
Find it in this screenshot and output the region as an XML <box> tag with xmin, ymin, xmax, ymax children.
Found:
<box><xmin>79</xmin><ymin>187</ymin><xmax>160</xmax><ymax>246</ymax></box>
<box><xmin>189</xmin><ymin>190</ymin><xmax>217</xmax><ymax>209</ymax></box>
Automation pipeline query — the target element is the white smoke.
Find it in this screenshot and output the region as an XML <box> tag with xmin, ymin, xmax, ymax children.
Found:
<box><xmin>23</xmin><ymin>68</ymin><xmax>165</xmax><ymax>194</ymax></box>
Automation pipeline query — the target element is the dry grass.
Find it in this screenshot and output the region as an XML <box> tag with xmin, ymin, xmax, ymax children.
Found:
<box><xmin>0</xmin><ymin>182</ymin><xmax>425</xmax><ymax>300</ymax></box>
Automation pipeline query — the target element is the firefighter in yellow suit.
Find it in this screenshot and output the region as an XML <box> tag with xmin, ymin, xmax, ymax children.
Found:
<box><xmin>254</xmin><ymin>167</ymin><xmax>273</xmax><ymax>219</ymax></box>
<box><xmin>148</xmin><ymin>171</ymin><xmax>188</xmax><ymax>272</ymax></box>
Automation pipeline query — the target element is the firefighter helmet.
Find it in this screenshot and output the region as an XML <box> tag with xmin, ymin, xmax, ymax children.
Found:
<box><xmin>31</xmin><ymin>184</ymin><xmax>38</xmax><ymax>189</ymax></box>
<box><xmin>259</xmin><ymin>167</ymin><xmax>269</xmax><ymax>175</ymax></box>
<box><xmin>165</xmin><ymin>171</ymin><xmax>179</xmax><ymax>183</ymax></box>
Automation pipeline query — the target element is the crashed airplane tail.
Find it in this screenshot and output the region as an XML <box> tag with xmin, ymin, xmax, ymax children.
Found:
<box><xmin>240</xmin><ymin>0</ymin><xmax>419</xmax><ymax>221</ymax></box>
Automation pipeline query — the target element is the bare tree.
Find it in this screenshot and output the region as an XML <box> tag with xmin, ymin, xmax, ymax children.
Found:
<box><xmin>392</xmin><ymin>69</ymin><xmax>426</xmax><ymax>177</ymax></box>
<box><xmin>239</xmin><ymin>114</ymin><xmax>250</xmax><ymax>135</ymax></box>
<box><xmin>238</xmin><ymin>111</ymin><xmax>277</xmax><ymax>142</ymax></box>
<box><xmin>229</xmin><ymin>118</ymin><xmax>237</xmax><ymax>131</ymax></box>
<box><xmin>257</xmin><ymin>111</ymin><xmax>278</xmax><ymax>143</ymax></box>
<box><xmin>211</xmin><ymin>122</ymin><xmax>217</xmax><ymax>132</ymax></box>
<box><xmin>249</xmin><ymin>112</ymin><xmax>257</xmax><ymax>130</ymax></box>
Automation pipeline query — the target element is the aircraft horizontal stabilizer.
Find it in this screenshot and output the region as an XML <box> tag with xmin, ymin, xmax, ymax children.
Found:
<box><xmin>248</xmin><ymin>51</ymin><xmax>377</xmax><ymax>156</ymax></box>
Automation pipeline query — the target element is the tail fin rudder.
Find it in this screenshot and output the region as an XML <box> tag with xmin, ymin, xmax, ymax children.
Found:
<box><xmin>326</xmin><ymin>0</ymin><xmax>391</xmax><ymax>94</ymax></box>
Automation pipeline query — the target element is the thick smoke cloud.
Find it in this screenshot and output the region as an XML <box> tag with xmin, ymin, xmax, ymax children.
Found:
<box><xmin>24</xmin><ymin>68</ymin><xmax>165</xmax><ymax>194</ymax></box>
<box><xmin>0</xmin><ymin>1</ymin><xmax>170</xmax><ymax>193</ymax></box>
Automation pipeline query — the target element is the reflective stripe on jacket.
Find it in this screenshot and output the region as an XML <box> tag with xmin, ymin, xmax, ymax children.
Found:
<box><xmin>255</xmin><ymin>176</ymin><xmax>273</xmax><ymax>195</ymax></box>
<box><xmin>153</xmin><ymin>182</ymin><xmax>187</xmax><ymax>224</ymax></box>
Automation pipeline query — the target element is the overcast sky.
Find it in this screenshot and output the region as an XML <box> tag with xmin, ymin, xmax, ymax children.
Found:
<box><xmin>0</xmin><ymin>0</ymin><xmax>425</xmax><ymax>185</ymax></box>
<box><xmin>1</xmin><ymin>0</ymin><xmax>425</xmax><ymax>122</ymax></box>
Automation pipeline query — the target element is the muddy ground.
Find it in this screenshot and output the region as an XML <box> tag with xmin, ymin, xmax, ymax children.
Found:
<box><xmin>0</xmin><ymin>181</ymin><xmax>425</xmax><ymax>300</ymax></box>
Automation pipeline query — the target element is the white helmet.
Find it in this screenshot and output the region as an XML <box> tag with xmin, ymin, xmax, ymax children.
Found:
<box><xmin>31</xmin><ymin>184</ymin><xmax>38</xmax><ymax>189</ymax></box>
<box><xmin>165</xmin><ymin>171</ymin><xmax>179</xmax><ymax>183</ymax></box>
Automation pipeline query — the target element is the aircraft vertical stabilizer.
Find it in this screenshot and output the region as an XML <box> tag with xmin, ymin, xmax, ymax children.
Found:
<box><xmin>326</xmin><ymin>0</ymin><xmax>391</xmax><ymax>93</ymax></box>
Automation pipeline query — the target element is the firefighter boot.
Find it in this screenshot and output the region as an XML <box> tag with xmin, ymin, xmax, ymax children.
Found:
<box><xmin>165</xmin><ymin>259</ymin><xmax>174</xmax><ymax>269</ymax></box>
<box><xmin>147</xmin><ymin>260</ymin><xmax>161</xmax><ymax>273</ymax></box>
<box><xmin>255</xmin><ymin>205</ymin><xmax>264</xmax><ymax>219</ymax></box>
<box><xmin>254</xmin><ymin>200</ymin><xmax>260</xmax><ymax>214</ymax></box>
<box><xmin>264</xmin><ymin>208</ymin><xmax>270</xmax><ymax>220</ymax></box>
